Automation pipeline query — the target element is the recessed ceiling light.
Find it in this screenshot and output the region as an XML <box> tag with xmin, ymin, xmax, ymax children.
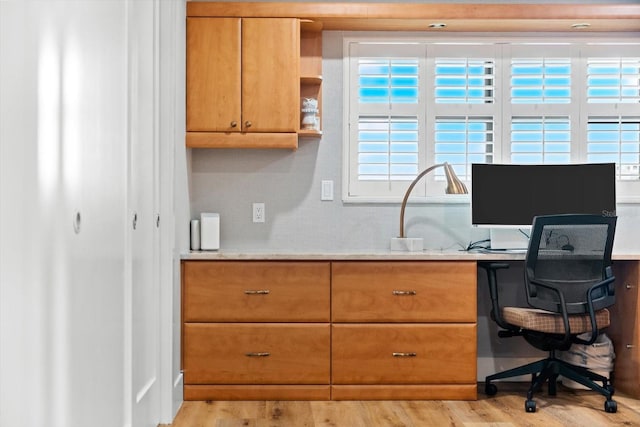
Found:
<box><xmin>571</xmin><ymin>23</ymin><xmax>591</xmax><ymax>29</ymax></box>
<box><xmin>429</xmin><ymin>23</ymin><xmax>447</xmax><ymax>29</ymax></box>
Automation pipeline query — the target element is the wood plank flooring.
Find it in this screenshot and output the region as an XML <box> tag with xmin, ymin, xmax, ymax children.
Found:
<box><xmin>165</xmin><ymin>383</ymin><xmax>640</xmax><ymax>427</ymax></box>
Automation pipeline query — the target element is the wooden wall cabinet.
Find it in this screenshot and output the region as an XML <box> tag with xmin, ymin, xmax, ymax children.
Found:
<box><xmin>609</xmin><ymin>262</ymin><xmax>640</xmax><ymax>398</ymax></box>
<box><xmin>186</xmin><ymin>17</ymin><xmax>300</xmax><ymax>149</ymax></box>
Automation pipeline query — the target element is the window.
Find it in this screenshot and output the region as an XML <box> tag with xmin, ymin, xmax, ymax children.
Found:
<box><xmin>344</xmin><ymin>37</ymin><xmax>640</xmax><ymax>203</ymax></box>
<box><xmin>588</xmin><ymin>117</ymin><xmax>640</xmax><ymax>180</ymax></box>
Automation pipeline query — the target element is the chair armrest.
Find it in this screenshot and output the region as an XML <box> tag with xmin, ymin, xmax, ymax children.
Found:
<box><xmin>478</xmin><ymin>262</ymin><xmax>520</xmax><ymax>332</ymax></box>
<box><xmin>527</xmin><ymin>279</ymin><xmax>573</xmax><ymax>347</ymax></box>
<box><xmin>575</xmin><ymin>274</ymin><xmax>617</xmax><ymax>345</ymax></box>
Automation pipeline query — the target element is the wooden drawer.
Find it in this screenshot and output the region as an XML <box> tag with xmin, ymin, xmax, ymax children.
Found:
<box><xmin>332</xmin><ymin>324</ymin><xmax>477</xmax><ymax>384</ymax></box>
<box><xmin>184</xmin><ymin>323</ymin><xmax>330</xmax><ymax>385</ymax></box>
<box><xmin>332</xmin><ymin>261</ymin><xmax>477</xmax><ymax>322</ymax></box>
<box><xmin>183</xmin><ymin>261</ymin><xmax>330</xmax><ymax>322</ymax></box>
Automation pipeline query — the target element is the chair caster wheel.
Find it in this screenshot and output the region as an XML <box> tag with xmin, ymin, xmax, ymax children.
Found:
<box><xmin>605</xmin><ymin>400</ymin><xmax>617</xmax><ymax>413</ymax></box>
<box><xmin>485</xmin><ymin>383</ymin><xmax>498</xmax><ymax>396</ymax></box>
<box><xmin>525</xmin><ymin>399</ymin><xmax>536</xmax><ymax>412</ymax></box>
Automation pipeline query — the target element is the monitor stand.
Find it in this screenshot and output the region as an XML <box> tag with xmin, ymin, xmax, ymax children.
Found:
<box><xmin>490</xmin><ymin>228</ymin><xmax>530</xmax><ymax>251</ymax></box>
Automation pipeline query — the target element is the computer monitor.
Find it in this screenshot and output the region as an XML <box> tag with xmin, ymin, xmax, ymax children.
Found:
<box><xmin>471</xmin><ymin>163</ymin><xmax>616</xmax><ymax>250</ymax></box>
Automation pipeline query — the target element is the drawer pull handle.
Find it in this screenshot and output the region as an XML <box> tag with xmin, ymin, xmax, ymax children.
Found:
<box><xmin>392</xmin><ymin>290</ymin><xmax>417</xmax><ymax>296</ymax></box>
<box><xmin>392</xmin><ymin>352</ymin><xmax>417</xmax><ymax>357</ymax></box>
<box><xmin>627</xmin><ymin>344</ymin><xmax>635</xmax><ymax>350</ymax></box>
<box><xmin>244</xmin><ymin>290</ymin><xmax>270</xmax><ymax>295</ymax></box>
<box><xmin>246</xmin><ymin>352</ymin><xmax>270</xmax><ymax>357</ymax></box>
<box><xmin>626</xmin><ymin>284</ymin><xmax>634</xmax><ymax>290</ymax></box>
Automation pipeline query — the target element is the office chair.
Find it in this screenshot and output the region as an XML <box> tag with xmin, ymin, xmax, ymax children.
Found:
<box><xmin>479</xmin><ymin>214</ymin><xmax>618</xmax><ymax>413</ymax></box>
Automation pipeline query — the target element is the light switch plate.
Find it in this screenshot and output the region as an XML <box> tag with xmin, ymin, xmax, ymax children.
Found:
<box><xmin>321</xmin><ymin>180</ymin><xmax>334</xmax><ymax>201</ymax></box>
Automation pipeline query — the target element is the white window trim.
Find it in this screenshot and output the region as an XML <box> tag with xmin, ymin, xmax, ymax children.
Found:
<box><xmin>342</xmin><ymin>33</ymin><xmax>640</xmax><ymax>204</ymax></box>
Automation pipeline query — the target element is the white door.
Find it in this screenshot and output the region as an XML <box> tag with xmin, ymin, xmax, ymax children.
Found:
<box><xmin>128</xmin><ymin>0</ymin><xmax>161</xmax><ymax>426</ymax></box>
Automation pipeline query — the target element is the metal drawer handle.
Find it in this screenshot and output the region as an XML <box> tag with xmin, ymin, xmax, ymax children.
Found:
<box><xmin>626</xmin><ymin>284</ymin><xmax>634</xmax><ymax>290</ymax></box>
<box><xmin>244</xmin><ymin>290</ymin><xmax>270</xmax><ymax>295</ymax></box>
<box><xmin>627</xmin><ymin>344</ymin><xmax>635</xmax><ymax>350</ymax></box>
<box><xmin>246</xmin><ymin>352</ymin><xmax>270</xmax><ymax>357</ymax></box>
<box><xmin>392</xmin><ymin>352</ymin><xmax>417</xmax><ymax>357</ymax></box>
<box><xmin>392</xmin><ymin>290</ymin><xmax>417</xmax><ymax>296</ymax></box>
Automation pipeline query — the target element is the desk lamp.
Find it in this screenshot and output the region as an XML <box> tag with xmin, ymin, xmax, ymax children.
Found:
<box><xmin>390</xmin><ymin>162</ymin><xmax>468</xmax><ymax>251</ymax></box>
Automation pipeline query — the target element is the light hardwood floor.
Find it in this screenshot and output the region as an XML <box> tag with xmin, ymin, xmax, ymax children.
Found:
<box><xmin>166</xmin><ymin>383</ymin><xmax>640</xmax><ymax>427</ymax></box>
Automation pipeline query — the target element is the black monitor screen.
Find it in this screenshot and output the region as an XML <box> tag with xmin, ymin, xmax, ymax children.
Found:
<box><xmin>471</xmin><ymin>163</ymin><xmax>616</xmax><ymax>226</ymax></box>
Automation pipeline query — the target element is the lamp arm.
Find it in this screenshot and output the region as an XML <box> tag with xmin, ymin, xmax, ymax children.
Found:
<box><xmin>398</xmin><ymin>163</ymin><xmax>445</xmax><ymax>238</ymax></box>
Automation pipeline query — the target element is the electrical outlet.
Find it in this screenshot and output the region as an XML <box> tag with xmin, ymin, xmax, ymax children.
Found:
<box><xmin>252</xmin><ymin>203</ymin><xmax>265</xmax><ymax>223</ymax></box>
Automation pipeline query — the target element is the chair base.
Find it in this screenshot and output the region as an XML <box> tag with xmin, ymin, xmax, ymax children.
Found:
<box><xmin>484</xmin><ymin>355</ymin><xmax>617</xmax><ymax>413</ymax></box>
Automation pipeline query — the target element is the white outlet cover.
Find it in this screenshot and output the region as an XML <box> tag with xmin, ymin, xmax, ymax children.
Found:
<box><xmin>321</xmin><ymin>180</ymin><xmax>334</xmax><ymax>201</ymax></box>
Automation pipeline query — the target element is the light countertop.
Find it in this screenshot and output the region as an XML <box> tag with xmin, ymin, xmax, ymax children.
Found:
<box><xmin>182</xmin><ymin>249</ymin><xmax>640</xmax><ymax>261</ymax></box>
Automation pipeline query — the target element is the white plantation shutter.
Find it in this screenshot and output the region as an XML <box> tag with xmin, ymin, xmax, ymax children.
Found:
<box><xmin>510</xmin><ymin>117</ymin><xmax>571</xmax><ymax>164</ymax></box>
<box><xmin>357</xmin><ymin>117</ymin><xmax>419</xmax><ymax>181</ymax></box>
<box><xmin>429</xmin><ymin>45</ymin><xmax>499</xmax><ymax>188</ymax></box>
<box><xmin>434</xmin><ymin>58</ymin><xmax>495</xmax><ymax>104</ymax></box>
<box><xmin>510</xmin><ymin>58</ymin><xmax>572</xmax><ymax>104</ymax></box>
<box><xmin>587</xmin><ymin>58</ymin><xmax>640</xmax><ymax>104</ymax></box>
<box><xmin>434</xmin><ymin>117</ymin><xmax>494</xmax><ymax>180</ymax></box>
<box><xmin>587</xmin><ymin>117</ymin><xmax>640</xmax><ymax>180</ymax></box>
<box><xmin>343</xmin><ymin>39</ymin><xmax>640</xmax><ymax>203</ymax></box>
<box><xmin>582</xmin><ymin>46</ymin><xmax>640</xmax><ymax>198</ymax></box>
<box><xmin>347</xmin><ymin>42</ymin><xmax>426</xmax><ymax>199</ymax></box>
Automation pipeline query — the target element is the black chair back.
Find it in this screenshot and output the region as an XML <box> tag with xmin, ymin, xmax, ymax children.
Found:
<box><xmin>525</xmin><ymin>214</ymin><xmax>617</xmax><ymax>315</ymax></box>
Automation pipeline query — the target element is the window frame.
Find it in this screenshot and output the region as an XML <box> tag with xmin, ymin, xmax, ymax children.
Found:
<box><xmin>342</xmin><ymin>34</ymin><xmax>640</xmax><ymax>204</ymax></box>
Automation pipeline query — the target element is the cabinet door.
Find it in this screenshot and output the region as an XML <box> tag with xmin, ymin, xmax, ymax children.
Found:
<box><xmin>186</xmin><ymin>17</ymin><xmax>241</xmax><ymax>132</ymax></box>
<box><xmin>242</xmin><ymin>18</ymin><xmax>300</xmax><ymax>132</ymax></box>
<box><xmin>610</xmin><ymin>262</ymin><xmax>640</xmax><ymax>398</ymax></box>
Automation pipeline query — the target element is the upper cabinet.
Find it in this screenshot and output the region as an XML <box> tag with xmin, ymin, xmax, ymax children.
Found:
<box><xmin>186</xmin><ymin>17</ymin><xmax>300</xmax><ymax>148</ymax></box>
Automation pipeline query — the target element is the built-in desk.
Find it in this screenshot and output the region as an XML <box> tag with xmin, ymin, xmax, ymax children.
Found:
<box><xmin>181</xmin><ymin>250</ymin><xmax>640</xmax><ymax>401</ymax></box>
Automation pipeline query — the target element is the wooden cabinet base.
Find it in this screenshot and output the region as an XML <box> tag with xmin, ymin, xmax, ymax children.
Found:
<box><xmin>184</xmin><ymin>385</ymin><xmax>331</xmax><ymax>401</ymax></box>
<box><xmin>186</xmin><ymin>132</ymin><xmax>298</xmax><ymax>149</ymax></box>
<box><xmin>331</xmin><ymin>384</ymin><xmax>477</xmax><ymax>400</ymax></box>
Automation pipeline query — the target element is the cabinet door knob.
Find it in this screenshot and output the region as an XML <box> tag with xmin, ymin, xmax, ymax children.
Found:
<box><xmin>392</xmin><ymin>352</ymin><xmax>417</xmax><ymax>357</ymax></box>
<box><xmin>244</xmin><ymin>290</ymin><xmax>270</xmax><ymax>295</ymax></box>
<box><xmin>245</xmin><ymin>121</ymin><xmax>252</xmax><ymax>128</ymax></box>
<box><xmin>393</xmin><ymin>290</ymin><xmax>417</xmax><ymax>296</ymax></box>
<box><xmin>230</xmin><ymin>121</ymin><xmax>238</xmax><ymax>128</ymax></box>
<box><xmin>245</xmin><ymin>352</ymin><xmax>270</xmax><ymax>357</ymax></box>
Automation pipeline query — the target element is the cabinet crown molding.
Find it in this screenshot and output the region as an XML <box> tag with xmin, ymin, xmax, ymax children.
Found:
<box><xmin>187</xmin><ymin>2</ymin><xmax>640</xmax><ymax>32</ymax></box>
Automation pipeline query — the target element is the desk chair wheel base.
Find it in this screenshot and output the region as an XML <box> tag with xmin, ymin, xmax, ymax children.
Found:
<box><xmin>525</xmin><ymin>399</ymin><xmax>536</xmax><ymax>413</ymax></box>
<box><xmin>604</xmin><ymin>399</ymin><xmax>617</xmax><ymax>413</ymax></box>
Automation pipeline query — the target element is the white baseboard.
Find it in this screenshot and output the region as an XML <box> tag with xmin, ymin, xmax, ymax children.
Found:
<box><xmin>172</xmin><ymin>372</ymin><xmax>184</xmax><ymax>419</ymax></box>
